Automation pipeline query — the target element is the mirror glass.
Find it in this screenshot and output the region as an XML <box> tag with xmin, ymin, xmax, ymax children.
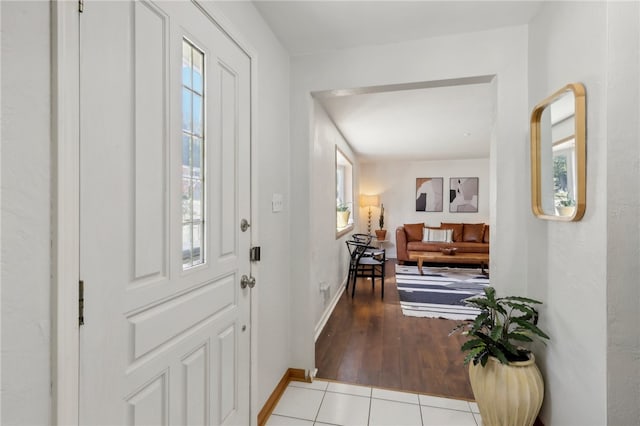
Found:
<box><xmin>531</xmin><ymin>83</ymin><xmax>585</xmax><ymax>221</ymax></box>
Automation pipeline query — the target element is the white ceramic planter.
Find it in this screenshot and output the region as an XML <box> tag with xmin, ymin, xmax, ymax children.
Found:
<box><xmin>337</xmin><ymin>211</ymin><xmax>350</xmax><ymax>228</ymax></box>
<box><xmin>556</xmin><ymin>206</ymin><xmax>575</xmax><ymax>216</ymax></box>
<box><xmin>468</xmin><ymin>354</ymin><xmax>544</xmax><ymax>426</ymax></box>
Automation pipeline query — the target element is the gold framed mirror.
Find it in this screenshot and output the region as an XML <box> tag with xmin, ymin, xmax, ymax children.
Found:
<box><xmin>531</xmin><ymin>83</ymin><xmax>586</xmax><ymax>221</ymax></box>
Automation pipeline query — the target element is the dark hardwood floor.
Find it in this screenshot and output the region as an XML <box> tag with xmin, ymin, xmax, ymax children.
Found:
<box><xmin>315</xmin><ymin>260</ymin><xmax>474</xmax><ymax>400</ymax></box>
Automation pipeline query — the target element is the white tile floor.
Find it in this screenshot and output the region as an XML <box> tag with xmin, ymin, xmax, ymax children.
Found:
<box><xmin>266</xmin><ymin>379</ymin><xmax>482</xmax><ymax>426</ymax></box>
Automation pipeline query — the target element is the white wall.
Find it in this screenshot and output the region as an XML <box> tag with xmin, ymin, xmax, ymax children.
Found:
<box><xmin>291</xmin><ymin>26</ymin><xmax>529</xmax><ymax>371</ymax></box>
<box><xmin>528</xmin><ymin>2</ymin><xmax>640</xmax><ymax>424</ymax></box>
<box><xmin>528</xmin><ymin>3</ymin><xmax>608</xmax><ymax>425</ymax></box>
<box><xmin>311</xmin><ymin>103</ymin><xmax>358</xmax><ymax>332</ymax></box>
<box><xmin>604</xmin><ymin>4</ymin><xmax>640</xmax><ymax>424</ymax></box>
<box><xmin>210</xmin><ymin>0</ymin><xmax>292</xmax><ymax>413</ymax></box>
<box><xmin>360</xmin><ymin>158</ymin><xmax>490</xmax><ymax>258</ymax></box>
<box><xmin>1</xmin><ymin>2</ymin><xmax>51</xmax><ymax>424</ymax></box>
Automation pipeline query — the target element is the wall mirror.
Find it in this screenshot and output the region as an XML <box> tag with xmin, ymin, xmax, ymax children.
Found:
<box><xmin>531</xmin><ymin>83</ymin><xmax>586</xmax><ymax>221</ymax></box>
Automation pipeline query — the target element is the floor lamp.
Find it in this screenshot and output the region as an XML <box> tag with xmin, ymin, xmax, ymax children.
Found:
<box><xmin>359</xmin><ymin>194</ymin><xmax>380</xmax><ymax>235</ymax></box>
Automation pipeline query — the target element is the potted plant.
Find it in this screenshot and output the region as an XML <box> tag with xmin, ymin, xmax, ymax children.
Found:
<box><xmin>450</xmin><ymin>287</ymin><xmax>549</xmax><ymax>426</ymax></box>
<box><xmin>374</xmin><ymin>204</ymin><xmax>387</xmax><ymax>240</ymax></box>
<box><xmin>336</xmin><ymin>202</ymin><xmax>351</xmax><ymax>229</ymax></box>
<box><xmin>556</xmin><ymin>195</ymin><xmax>576</xmax><ymax>217</ymax></box>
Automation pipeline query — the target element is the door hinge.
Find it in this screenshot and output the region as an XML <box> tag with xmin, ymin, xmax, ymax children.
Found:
<box><xmin>250</xmin><ymin>246</ymin><xmax>261</xmax><ymax>262</ymax></box>
<box><xmin>79</xmin><ymin>280</ymin><xmax>85</xmax><ymax>326</ymax></box>
<box><xmin>78</xmin><ymin>0</ymin><xmax>84</xmax><ymax>13</ymax></box>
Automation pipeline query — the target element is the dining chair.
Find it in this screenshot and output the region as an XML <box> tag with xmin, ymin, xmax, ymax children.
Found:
<box><xmin>346</xmin><ymin>237</ymin><xmax>385</xmax><ymax>299</ymax></box>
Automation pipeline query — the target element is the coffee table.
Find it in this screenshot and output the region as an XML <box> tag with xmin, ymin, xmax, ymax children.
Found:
<box><xmin>408</xmin><ymin>251</ymin><xmax>489</xmax><ymax>275</ymax></box>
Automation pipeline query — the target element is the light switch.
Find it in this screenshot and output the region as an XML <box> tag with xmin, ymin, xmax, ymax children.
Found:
<box><xmin>272</xmin><ymin>193</ymin><xmax>283</xmax><ymax>212</ymax></box>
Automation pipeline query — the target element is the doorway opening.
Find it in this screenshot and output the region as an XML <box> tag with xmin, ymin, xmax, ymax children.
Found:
<box><xmin>311</xmin><ymin>76</ymin><xmax>497</xmax><ymax>399</ymax></box>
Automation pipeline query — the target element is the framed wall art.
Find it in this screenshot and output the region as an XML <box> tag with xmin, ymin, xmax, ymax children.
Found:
<box><xmin>450</xmin><ymin>177</ymin><xmax>479</xmax><ymax>213</ymax></box>
<box><xmin>416</xmin><ymin>177</ymin><xmax>443</xmax><ymax>212</ymax></box>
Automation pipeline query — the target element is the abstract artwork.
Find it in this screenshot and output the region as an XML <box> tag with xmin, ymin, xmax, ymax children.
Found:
<box><xmin>416</xmin><ymin>178</ymin><xmax>443</xmax><ymax>212</ymax></box>
<box><xmin>450</xmin><ymin>177</ymin><xmax>479</xmax><ymax>213</ymax></box>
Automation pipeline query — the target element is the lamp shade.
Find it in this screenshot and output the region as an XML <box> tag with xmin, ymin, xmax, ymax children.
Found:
<box><xmin>359</xmin><ymin>194</ymin><xmax>380</xmax><ymax>208</ymax></box>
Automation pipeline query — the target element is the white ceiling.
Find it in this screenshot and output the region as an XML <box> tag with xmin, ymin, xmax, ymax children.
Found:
<box><xmin>316</xmin><ymin>78</ymin><xmax>495</xmax><ymax>161</ymax></box>
<box><xmin>253</xmin><ymin>1</ymin><xmax>543</xmax><ymax>161</ymax></box>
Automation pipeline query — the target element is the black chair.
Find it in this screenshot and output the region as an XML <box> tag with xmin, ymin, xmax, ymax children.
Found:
<box><xmin>351</xmin><ymin>233</ymin><xmax>372</xmax><ymax>244</ymax></box>
<box><xmin>346</xmin><ymin>238</ymin><xmax>385</xmax><ymax>299</ymax></box>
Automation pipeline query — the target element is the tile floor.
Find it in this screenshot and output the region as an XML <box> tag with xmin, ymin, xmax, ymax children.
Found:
<box><xmin>266</xmin><ymin>379</ymin><xmax>482</xmax><ymax>426</ymax></box>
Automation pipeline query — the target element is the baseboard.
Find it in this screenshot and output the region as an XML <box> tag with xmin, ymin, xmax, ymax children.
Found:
<box><xmin>257</xmin><ymin>368</ymin><xmax>310</xmax><ymax>426</ymax></box>
<box><xmin>314</xmin><ymin>280</ymin><xmax>346</xmax><ymax>342</ymax></box>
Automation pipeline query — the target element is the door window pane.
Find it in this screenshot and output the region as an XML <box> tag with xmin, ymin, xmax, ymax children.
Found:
<box><xmin>182</xmin><ymin>42</ymin><xmax>192</xmax><ymax>87</ymax></box>
<box><xmin>182</xmin><ymin>224</ymin><xmax>192</xmax><ymax>268</ymax></box>
<box><xmin>192</xmin><ymin>223</ymin><xmax>202</xmax><ymax>264</ymax></box>
<box><xmin>182</xmin><ymin>39</ymin><xmax>206</xmax><ymax>269</ymax></box>
<box><xmin>182</xmin><ymin>88</ymin><xmax>192</xmax><ymax>132</ymax></box>
<box><xmin>193</xmin><ymin>94</ymin><xmax>203</xmax><ymax>137</ymax></box>
<box><xmin>192</xmin><ymin>52</ymin><xmax>203</xmax><ymax>94</ymax></box>
<box><xmin>193</xmin><ymin>180</ymin><xmax>202</xmax><ymax>221</ymax></box>
<box><xmin>182</xmin><ymin>177</ymin><xmax>193</xmax><ymax>223</ymax></box>
<box><xmin>182</xmin><ymin>135</ymin><xmax>191</xmax><ymax>174</ymax></box>
<box><xmin>192</xmin><ymin>137</ymin><xmax>202</xmax><ymax>178</ymax></box>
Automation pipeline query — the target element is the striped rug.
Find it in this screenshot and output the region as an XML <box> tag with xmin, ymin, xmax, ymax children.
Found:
<box><xmin>395</xmin><ymin>264</ymin><xmax>489</xmax><ymax>320</ymax></box>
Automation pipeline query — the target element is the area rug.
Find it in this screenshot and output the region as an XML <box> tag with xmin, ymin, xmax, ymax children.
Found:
<box><xmin>395</xmin><ymin>264</ymin><xmax>489</xmax><ymax>320</ymax></box>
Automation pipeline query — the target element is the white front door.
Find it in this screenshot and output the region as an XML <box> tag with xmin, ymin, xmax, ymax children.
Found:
<box><xmin>79</xmin><ymin>1</ymin><xmax>252</xmax><ymax>424</ymax></box>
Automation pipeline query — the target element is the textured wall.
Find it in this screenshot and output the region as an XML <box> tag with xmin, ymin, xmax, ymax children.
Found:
<box><xmin>1</xmin><ymin>2</ymin><xmax>52</xmax><ymax>424</ymax></box>
<box><xmin>603</xmin><ymin>2</ymin><xmax>640</xmax><ymax>424</ymax></box>
<box><xmin>528</xmin><ymin>2</ymin><xmax>611</xmax><ymax>424</ymax></box>
<box><xmin>310</xmin><ymin>103</ymin><xmax>358</xmax><ymax>333</ymax></box>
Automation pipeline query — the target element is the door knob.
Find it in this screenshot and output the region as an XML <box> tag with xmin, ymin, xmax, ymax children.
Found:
<box><xmin>240</xmin><ymin>275</ymin><xmax>256</xmax><ymax>289</ymax></box>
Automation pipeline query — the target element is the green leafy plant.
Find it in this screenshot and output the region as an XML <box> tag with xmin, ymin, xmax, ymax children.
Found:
<box><xmin>555</xmin><ymin>191</ymin><xmax>575</xmax><ymax>207</ymax></box>
<box><xmin>450</xmin><ymin>287</ymin><xmax>549</xmax><ymax>367</ymax></box>
<box><xmin>558</xmin><ymin>198</ymin><xmax>575</xmax><ymax>207</ymax></box>
<box><xmin>336</xmin><ymin>202</ymin><xmax>350</xmax><ymax>212</ymax></box>
<box><xmin>378</xmin><ymin>204</ymin><xmax>385</xmax><ymax>229</ymax></box>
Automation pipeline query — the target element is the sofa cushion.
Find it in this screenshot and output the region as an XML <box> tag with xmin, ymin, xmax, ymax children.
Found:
<box><xmin>441</xmin><ymin>223</ymin><xmax>463</xmax><ymax>242</ymax></box>
<box><xmin>404</xmin><ymin>223</ymin><xmax>424</xmax><ymax>242</ymax></box>
<box><xmin>463</xmin><ymin>223</ymin><xmax>485</xmax><ymax>243</ymax></box>
<box><xmin>483</xmin><ymin>225</ymin><xmax>490</xmax><ymax>244</ymax></box>
<box><xmin>423</xmin><ymin>228</ymin><xmax>453</xmax><ymax>243</ymax></box>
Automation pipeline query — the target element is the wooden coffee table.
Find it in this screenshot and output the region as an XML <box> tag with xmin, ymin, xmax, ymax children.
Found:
<box><xmin>408</xmin><ymin>251</ymin><xmax>489</xmax><ymax>275</ymax></box>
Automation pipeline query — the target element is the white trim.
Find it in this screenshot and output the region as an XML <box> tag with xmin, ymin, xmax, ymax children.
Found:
<box><xmin>314</xmin><ymin>279</ymin><xmax>347</xmax><ymax>342</ymax></box>
<box><xmin>0</xmin><ymin>2</ymin><xmax>3</xmax><ymax>421</ymax></box>
<box><xmin>51</xmin><ymin>0</ymin><xmax>80</xmax><ymax>425</ymax></box>
<box><xmin>247</xmin><ymin>43</ymin><xmax>260</xmax><ymax>426</ymax></box>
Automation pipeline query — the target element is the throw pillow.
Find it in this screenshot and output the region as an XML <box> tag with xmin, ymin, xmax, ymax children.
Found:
<box><xmin>462</xmin><ymin>223</ymin><xmax>485</xmax><ymax>242</ymax></box>
<box><xmin>404</xmin><ymin>223</ymin><xmax>424</xmax><ymax>242</ymax></box>
<box><xmin>421</xmin><ymin>226</ymin><xmax>440</xmax><ymax>242</ymax></box>
<box><xmin>423</xmin><ymin>228</ymin><xmax>453</xmax><ymax>243</ymax></box>
<box><xmin>441</xmin><ymin>223</ymin><xmax>463</xmax><ymax>242</ymax></box>
<box><xmin>483</xmin><ymin>225</ymin><xmax>490</xmax><ymax>244</ymax></box>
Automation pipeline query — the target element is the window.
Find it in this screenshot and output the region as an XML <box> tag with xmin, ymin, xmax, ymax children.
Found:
<box><xmin>182</xmin><ymin>40</ymin><xmax>205</xmax><ymax>269</ymax></box>
<box><xmin>336</xmin><ymin>147</ymin><xmax>353</xmax><ymax>236</ymax></box>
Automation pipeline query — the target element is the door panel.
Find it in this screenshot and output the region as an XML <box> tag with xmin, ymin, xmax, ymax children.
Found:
<box><xmin>132</xmin><ymin>0</ymin><xmax>167</xmax><ymax>283</ymax></box>
<box><xmin>79</xmin><ymin>1</ymin><xmax>251</xmax><ymax>425</ymax></box>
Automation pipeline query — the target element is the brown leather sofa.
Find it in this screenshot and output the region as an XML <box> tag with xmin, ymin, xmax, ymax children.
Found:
<box><xmin>395</xmin><ymin>222</ymin><xmax>489</xmax><ymax>264</ymax></box>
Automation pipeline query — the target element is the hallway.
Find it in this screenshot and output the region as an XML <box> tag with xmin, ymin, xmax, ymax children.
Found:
<box><xmin>315</xmin><ymin>261</ymin><xmax>474</xmax><ymax>400</ymax></box>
